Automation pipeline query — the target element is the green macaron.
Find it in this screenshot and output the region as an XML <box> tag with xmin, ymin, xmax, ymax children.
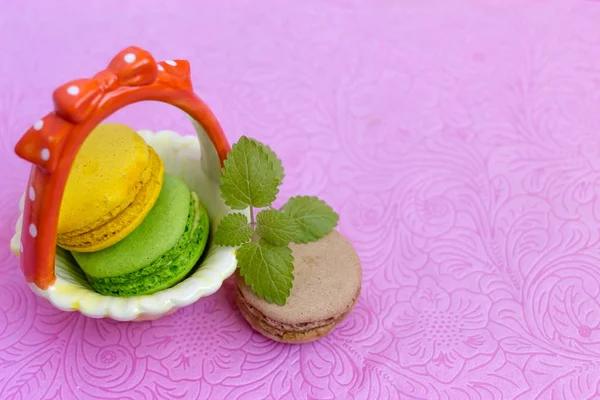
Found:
<box><xmin>72</xmin><ymin>174</ymin><xmax>210</xmax><ymax>297</ymax></box>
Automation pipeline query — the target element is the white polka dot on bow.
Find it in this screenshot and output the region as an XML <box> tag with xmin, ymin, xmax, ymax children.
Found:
<box><xmin>165</xmin><ymin>60</ymin><xmax>177</xmax><ymax>66</ymax></box>
<box><xmin>41</xmin><ymin>148</ymin><xmax>50</xmax><ymax>161</ymax></box>
<box><xmin>124</xmin><ymin>53</ymin><xmax>136</xmax><ymax>63</ymax></box>
<box><xmin>67</xmin><ymin>86</ymin><xmax>79</xmax><ymax>96</ymax></box>
<box><xmin>29</xmin><ymin>223</ymin><xmax>37</xmax><ymax>238</ymax></box>
<box><xmin>33</xmin><ymin>120</ymin><xmax>44</xmax><ymax>131</ymax></box>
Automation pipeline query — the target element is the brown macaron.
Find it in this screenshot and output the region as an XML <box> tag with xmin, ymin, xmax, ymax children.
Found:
<box><xmin>236</xmin><ymin>230</ymin><xmax>362</xmax><ymax>343</ymax></box>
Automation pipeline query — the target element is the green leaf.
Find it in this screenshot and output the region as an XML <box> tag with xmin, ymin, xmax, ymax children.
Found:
<box><xmin>214</xmin><ymin>213</ymin><xmax>253</xmax><ymax>246</ymax></box>
<box><xmin>248</xmin><ymin>138</ymin><xmax>284</xmax><ymax>182</ymax></box>
<box><xmin>237</xmin><ymin>240</ymin><xmax>294</xmax><ymax>305</ymax></box>
<box><xmin>220</xmin><ymin>136</ymin><xmax>284</xmax><ymax>209</ymax></box>
<box><xmin>256</xmin><ymin>209</ymin><xmax>303</xmax><ymax>245</ymax></box>
<box><xmin>282</xmin><ymin>196</ymin><xmax>339</xmax><ymax>243</ymax></box>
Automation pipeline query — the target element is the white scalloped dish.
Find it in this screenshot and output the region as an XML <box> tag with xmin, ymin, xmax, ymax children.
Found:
<box><xmin>10</xmin><ymin>129</ymin><xmax>239</xmax><ymax>321</ymax></box>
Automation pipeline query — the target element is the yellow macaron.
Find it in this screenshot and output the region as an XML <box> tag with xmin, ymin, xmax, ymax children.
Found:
<box><xmin>57</xmin><ymin>123</ymin><xmax>164</xmax><ymax>252</ymax></box>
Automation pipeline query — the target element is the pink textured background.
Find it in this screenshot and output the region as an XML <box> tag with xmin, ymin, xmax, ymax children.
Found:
<box><xmin>2</xmin><ymin>0</ymin><xmax>600</xmax><ymax>399</ymax></box>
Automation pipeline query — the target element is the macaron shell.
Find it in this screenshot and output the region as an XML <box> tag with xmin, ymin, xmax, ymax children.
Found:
<box><xmin>237</xmin><ymin>230</ymin><xmax>362</xmax><ymax>342</ymax></box>
<box><xmin>125</xmin><ymin>194</ymin><xmax>209</xmax><ymax>296</ymax></box>
<box><xmin>57</xmin><ymin>147</ymin><xmax>164</xmax><ymax>252</ymax></box>
<box><xmin>81</xmin><ymin>191</ymin><xmax>210</xmax><ymax>296</ymax></box>
<box><xmin>73</xmin><ymin>174</ymin><xmax>191</xmax><ymax>278</ymax></box>
<box><xmin>58</xmin><ymin>123</ymin><xmax>150</xmax><ymax>234</ymax></box>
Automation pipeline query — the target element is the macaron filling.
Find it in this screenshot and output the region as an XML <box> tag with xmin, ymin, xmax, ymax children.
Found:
<box><xmin>83</xmin><ymin>192</ymin><xmax>208</xmax><ymax>296</ymax></box>
<box><xmin>237</xmin><ymin>286</ymin><xmax>358</xmax><ymax>332</ymax></box>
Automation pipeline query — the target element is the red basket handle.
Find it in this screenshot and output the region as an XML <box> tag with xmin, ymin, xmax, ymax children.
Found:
<box><xmin>14</xmin><ymin>46</ymin><xmax>230</xmax><ymax>290</ymax></box>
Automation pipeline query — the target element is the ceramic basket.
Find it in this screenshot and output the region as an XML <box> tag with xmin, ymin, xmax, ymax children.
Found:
<box><xmin>9</xmin><ymin>46</ymin><xmax>240</xmax><ymax>321</ymax></box>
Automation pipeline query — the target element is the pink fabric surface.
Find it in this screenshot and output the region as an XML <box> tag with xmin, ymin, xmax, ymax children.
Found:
<box><xmin>2</xmin><ymin>0</ymin><xmax>600</xmax><ymax>399</ymax></box>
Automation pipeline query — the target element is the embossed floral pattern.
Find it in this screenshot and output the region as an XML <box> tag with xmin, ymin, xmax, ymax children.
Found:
<box><xmin>135</xmin><ymin>295</ymin><xmax>252</xmax><ymax>383</ymax></box>
<box><xmin>3</xmin><ymin>0</ymin><xmax>600</xmax><ymax>399</ymax></box>
<box><xmin>382</xmin><ymin>278</ymin><xmax>498</xmax><ymax>383</ymax></box>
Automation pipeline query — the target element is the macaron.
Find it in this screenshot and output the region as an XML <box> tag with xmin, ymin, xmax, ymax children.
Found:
<box><xmin>72</xmin><ymin>174</ymin><xmax>210</xmax><ymax>297</ymax></box>
<box><xmin>236</xmin><ymin>231</ymin><xmax>362</xmax><ymax>343</ymax></box>
<box><xmin>57</xmin><ymin>123</ymin><xmax>164</xmax><ymax>252</ymax></box>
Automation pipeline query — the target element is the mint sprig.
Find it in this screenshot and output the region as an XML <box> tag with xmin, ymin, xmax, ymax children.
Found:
<box><xmin>215</xmin><ymin>136</ymin><xmax>339</xmax><ymax>305</ymax></box>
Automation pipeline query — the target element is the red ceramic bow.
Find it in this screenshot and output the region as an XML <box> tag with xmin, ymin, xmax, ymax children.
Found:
<box><xmin>15</xmin><ymin>47</ymin><xmax>193</xmax><ymax>174</ymax></box>
<box><xmin>53</xmin><ymin>46</ymin><xmax>158</xmax><ymax>123</ymax></box>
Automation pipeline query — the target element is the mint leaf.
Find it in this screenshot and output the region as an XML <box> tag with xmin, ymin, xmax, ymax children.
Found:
<box><xmin>282</xmin><ymin>196</ymin><xmax>339</xmax><ymax>243</ymax></box>
<box><xmin>248</xmin><ymin>138</ymin><xmax>284</xmax><ymax>182</ymax></box>
<box><xmin>220</xmin><ymin>136</ymin><xmax>284</xmax><ymax>209</ymax></box>
<box><xmin>215</xmin><ymin>213</ymin><xmax>253</xmax><ymax>246</ymax></box>
<box><xmin>237</xmin><ymin>240</ymin><xmax>294</xmax><ymax>305</ymax></box>
<box><xmin>256</xmin><ymin>209</ymin><xmax>303</xmax><ymax>246</ymax></box>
